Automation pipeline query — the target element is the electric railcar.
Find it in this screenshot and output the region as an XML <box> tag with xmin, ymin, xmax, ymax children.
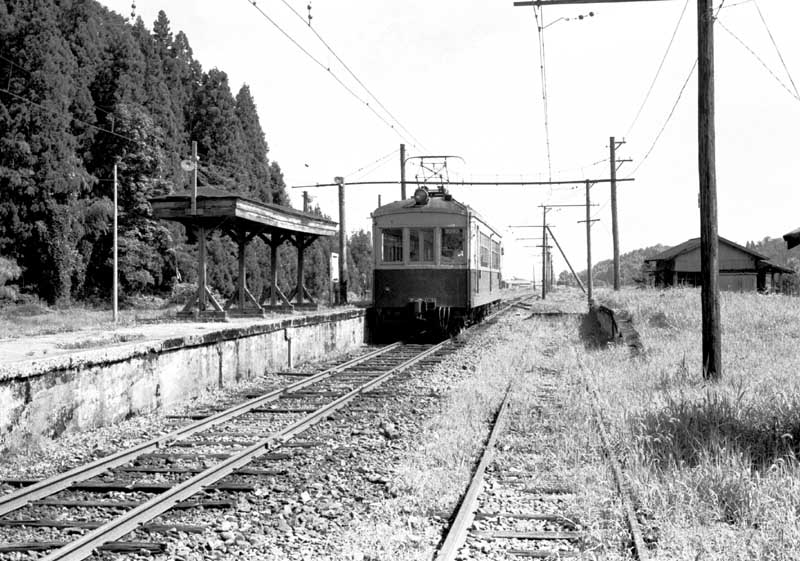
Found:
<box><xmin>372</xmin><ymin>186</ymin><xmax>502</xmax><ymax>337</ymax></box>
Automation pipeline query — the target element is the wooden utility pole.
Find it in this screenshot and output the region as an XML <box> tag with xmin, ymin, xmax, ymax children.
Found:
<box><xmin>585</xmin><ymin>181</ymin><xmax>593</xmax><ymax>304</ymax></box>
<box><xmin>335</xmin><ymin>176</ymin><xmax>348</xmax><ymax>304</ymax></box>
<box><xmin>541</xmin><ymin>207</ymin><xmax>548</xmax><ymax>300</ymax></box>
<box><xmin>191</xmin><ymin>141</ymin><xmax>198</xmax><ymax>215</ymax></box>
<box><xmin>400</xmin><ymin>143</ymin><xmax>407</xmax><ymax>200</ymax></box>
<box><xmin>514</xmin><ymin>0</ymin><xmax>720</xmax><ymax>378</ymax></box>
<box><xmin>610</xmin><ymin>136</ymin><xmax>620</xmax><ymax>291</ymax></box>
<box><xmin>698</xmin><ymin>0</ymin><xmax>720</xmax><ymax>379</ymax></box>
<box><xmin>302</xmin><ymin>190</ymin><xmax>310</xmax><ymax>213</ymax></box>
<box><xmin>112</xmin><ymin>164</ymin><xmax>118</xmax><ymax>323</ymax></box>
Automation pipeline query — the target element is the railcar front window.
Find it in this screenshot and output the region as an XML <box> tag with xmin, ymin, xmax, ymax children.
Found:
<box><xmin>441</xmin><ymin>228</ymin><xmax>464</xmax><ymax>263</ymax></box>
<box><xmin>410</xmin><ymin>228</ymin><xmax>434</xmax><ymax>262</ymax></box>
<box><xmin>382</xmin><ymin>229</ymin><xmax>403</xmax><ymax>262</ymax></box>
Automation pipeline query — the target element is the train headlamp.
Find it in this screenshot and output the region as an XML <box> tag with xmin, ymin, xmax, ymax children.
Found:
<box><xmin>413</xmin><ymin>187</ymin><xmax>429</xmax><ymax>205</ymax></box>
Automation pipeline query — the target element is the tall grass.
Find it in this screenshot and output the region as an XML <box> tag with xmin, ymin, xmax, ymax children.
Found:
<box><xmin>588</xmin><ymin>287</ymin><xmax>800</xmax><ymax>559</ymax></box>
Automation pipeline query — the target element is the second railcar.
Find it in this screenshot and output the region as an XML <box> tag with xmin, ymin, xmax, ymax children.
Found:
<box><xmin>372</xmin><ymin>188</ymin><xmax>502</xmax><ymax>337</ymax></box>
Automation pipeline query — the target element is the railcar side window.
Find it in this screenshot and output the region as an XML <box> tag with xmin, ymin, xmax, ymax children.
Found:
<box><xmin>382</xmin><ymin>229</ymin><xmax>403</xmax><ymax>262</ymax></box>
<box><xmin>441</xmin><ymin>228</ymin><xmax>464</xmax><ymax>263</ymax></box>
<box><xmin>491</xmin><ymin>240</ymin><xmax>501</xmax><ymax>270</ymax></box>
<box><xmin>480</xmin><ymin>233</ymin><xmax>491</xmax><ymax>268</ymax></box>
<box><xmin>409</xmin><ymin>228</ymin><xmax>434</xmax><ymax>262</ymax></box>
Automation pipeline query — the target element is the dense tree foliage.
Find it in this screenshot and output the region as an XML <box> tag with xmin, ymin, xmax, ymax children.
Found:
<box><xmin>0</xmin><ymin>1</ymin><xmax>373</xmax><ymax>306</ymax></box>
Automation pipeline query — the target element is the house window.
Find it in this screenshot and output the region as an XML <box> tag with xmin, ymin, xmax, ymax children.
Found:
<box><xmin>409</xmin><ymin>228</ymin><xmax>434</xmax><ymax>262</ymax></box>
<box><xmin>381</xmin><ymin>229</ymin><xmax>403</xmax><ymax>262</ymax></box>
<box><xmin>441</xmin><ymin>228</ymin><xmax>464</xmax><ymax>263</ymax></box>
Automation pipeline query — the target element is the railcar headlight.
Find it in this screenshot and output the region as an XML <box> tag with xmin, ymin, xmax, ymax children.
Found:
<box><xmin>413</xmin><ymin>187</ymin><xmax>429</xmax><ymax>205</ymax></box>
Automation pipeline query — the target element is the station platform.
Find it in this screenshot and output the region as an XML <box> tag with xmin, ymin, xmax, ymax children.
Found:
<box><xmin>0</xmin><ymin>306</ymin><xmax>367</xmax><ymax>451</ymax></box>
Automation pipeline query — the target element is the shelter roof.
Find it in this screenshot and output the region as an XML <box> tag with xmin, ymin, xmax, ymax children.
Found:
<box><xmin>644</xmin><ymin>236</ymin><xmax>769</xmax><ymax>263</ymax></box>
<box><xmin>783</xmin><ymin>227</ymin><xmax>800</xmax><ymax>250</ymax></box>
<box><xmin>149</xmin><ymin>187</ymin><xmax>337</xmax><ymax>237</ymax></box>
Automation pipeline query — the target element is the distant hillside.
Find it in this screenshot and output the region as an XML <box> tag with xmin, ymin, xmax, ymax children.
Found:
<box><xmin>745</xmin><ymin>237</ymin><xmax>800</xmax><ymax>271</ymax></box>
<box><xmin>558</xmin><ymin>237</ymin><xmax>800</xmax><ymax>291</ymax></box>
<box><xmin>558</xmin><ymin>244</ymin><xmax>669</xmax><ymax>287</ymax></box>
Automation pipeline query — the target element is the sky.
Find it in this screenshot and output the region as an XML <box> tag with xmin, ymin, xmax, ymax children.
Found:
<box><xmin>100</xmin><ymin>0</ymin><xmax>800</xmax><ymax>281</ymax></box>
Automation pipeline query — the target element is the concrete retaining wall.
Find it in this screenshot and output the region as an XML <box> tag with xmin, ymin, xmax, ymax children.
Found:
<box><xmin>0</xmin><ymin>310</ymin><xmax>366</xmax><ymax>451</ymax></box>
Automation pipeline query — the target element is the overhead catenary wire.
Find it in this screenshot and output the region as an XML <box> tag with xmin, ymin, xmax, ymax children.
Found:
<box><xmin>532</xmin><ymin>7</ymin><xmax>553</xmax><ymax>186</ymax></box>
<box><xmin>754</xmin><ymin>0</ymin><xmax>799</xmax><ymax>98</ymax></box>
<box><xmin>624</xmin><ymin>0</ymin><xmax>690</xmax><ymax>138</ymax></box>
<box><xmin>344</xmin><ymin>148</ymin><xmax>400</xmax><ymax>180</ymax></box>
<box><xmin>716</xmin><ymin>20</ymin><xmax>799</xmax><ymax>102</ymax></box>
<box><xmin>273</xmin><ymin>0</ymin><xmax>427</xmax><ymax>151</ymax></box>
<box><xmin>245</xmin><ymin>0</ymin><xmax>417</xmax><ymax>146</ymax></box>
<box><xmin>625</xmin><ymin>59</ymin><xmax>697</xmax><ymax>179</ymax></box>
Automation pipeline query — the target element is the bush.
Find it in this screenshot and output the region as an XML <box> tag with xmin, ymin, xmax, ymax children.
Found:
<box><xmin>0</xmin><ymin>256</ymin><xmax>22</xmax><ymax>287</ymax></box>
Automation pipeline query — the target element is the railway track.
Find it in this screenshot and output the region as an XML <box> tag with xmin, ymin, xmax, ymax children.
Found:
<box><xmin>433</xmin><ymin>363</ymin><xmax>648</xmax><ymax>561</ymax></box>
<box><xmin>0</xmin><ymin>297</ymin><xmax>529</xmax><ymax>559</ymax></box>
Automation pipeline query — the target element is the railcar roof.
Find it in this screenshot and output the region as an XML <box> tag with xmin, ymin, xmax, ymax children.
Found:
<box><xmin>373</xmin><ymin>196</ymin><xmax>501</xmax><ymax>236</ymax></box>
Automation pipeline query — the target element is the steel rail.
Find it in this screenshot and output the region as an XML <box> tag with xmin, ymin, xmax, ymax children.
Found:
<box><xmin>40</xmin><ymin>342</ymin><xmax>450</xmax><ymax>560</ymax></box>
<box><xmin>434</xmin><ymin>383</ymin><xmax>514</xmax><ymax>561</ymax></box>
<box><xmin>0</xmin><ymin>343</ymin><xmax>401</xmax><ymax>517</ymax></box>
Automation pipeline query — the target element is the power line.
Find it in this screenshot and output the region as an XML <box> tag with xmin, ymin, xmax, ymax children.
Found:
<box><xmin>274</xmin><ymin>0</ymin><xmax>427</xmax><ymax>151</ymax></box>
<box><xmin>624</xmin><ymin>0</ymin><xmax>690</xmax><ymax>138</ymax></box>
<box><xmin>245</xmin><ymin>0</ymin><xmax>417</xmax><ymax>146</ymax></box>
<box><xmin>344</xmin><ymin>148</ymin><xmax>400</xmax><ymax>179</ymax></box>
<box><xmin>532</xmin><ymin>7</ymin><xmax>553</xmax><ymax>184</ymax></box>
<box><xmin>753</xmin><ymin>0</ymin><xmax>799</xmax><ymax>99</ymax></box>
<box><xmin>717</xmin><ymin>19</ymin><xmax>800</xmax><ymax>102</ymax></box>
<box><xmin>0</xmin><ymin>86</ymin><xmax>137</xmax><ymax>144</ymax></box>
<box><xmin>625</xmin><ymin>59</ymin><xmax>697</xmax><ymax>178</ymax></box>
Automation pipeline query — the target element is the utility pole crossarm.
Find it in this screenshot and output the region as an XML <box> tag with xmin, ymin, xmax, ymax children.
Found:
<box><xmin>514</xmin><ymin>0</ymin><xmax>671</xmax><ymax>5</ymax></box>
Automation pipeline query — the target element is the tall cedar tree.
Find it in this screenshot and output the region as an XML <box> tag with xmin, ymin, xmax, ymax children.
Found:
<box><xmin>0</xmin><ymin>3</ymin><xmax>379</xmax><ymax>304</ymax></box>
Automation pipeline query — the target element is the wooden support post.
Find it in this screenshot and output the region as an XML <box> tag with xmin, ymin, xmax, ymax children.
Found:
<box><xmin>198</xmin><ymin>226</ymin><xmax>207</xmax><ymax>311</ymax></box>
<box><xmin>270</xmin><ymin>239</ymin><xmax>278</xmax><ymax>308</ymax></box>
<box><xmin>303</xmin><ymin>191</ymin><xmax>309</xmax><ymax>213</ymax></box>
<box><xmin>296</xmin><ymin>233</ymin><xmax>305</xmax><ymax>305</ymax></box>
<box><xmin>400</xmin><ymin>143</ymin><xmax>407</xmax><ymax>200</ymax></box>
<box><xmin>237</xmin><ymin>231</ymin><xmax>246</xmax><ymax>311</ymax></box>
<box><xmin>698</xmin><ymin>0</ymin><xmax>721</xmax><ymax>379</ymax></box>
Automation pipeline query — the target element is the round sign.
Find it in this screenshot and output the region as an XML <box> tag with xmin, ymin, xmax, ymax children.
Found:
<box><xmin>180</xmin><ymin>159</ymin><xmax>196</xmax><ymax>172</ymax></box>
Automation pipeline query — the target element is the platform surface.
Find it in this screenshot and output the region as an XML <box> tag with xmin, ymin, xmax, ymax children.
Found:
<box><xmin>0</xmin><ymin>305</ymin><xmax>364</xmax><ymax>381</ymax></box>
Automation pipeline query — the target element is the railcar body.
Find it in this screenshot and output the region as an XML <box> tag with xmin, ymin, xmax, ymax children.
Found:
<box><xmin>372</xmin><ymin>188</ymin><xmax>502</xmax><ymax>337</ymax></box>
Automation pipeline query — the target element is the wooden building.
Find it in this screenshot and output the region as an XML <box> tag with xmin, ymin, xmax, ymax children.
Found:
<box><xmin>645</xmin><ymin>236</ymin><xmax>792</xmax><ymax>292</ymax></box>
<box><xmin>150</xmin><ymin>187</ymin><xmax>337</xmax><ymax>319</ymax></box>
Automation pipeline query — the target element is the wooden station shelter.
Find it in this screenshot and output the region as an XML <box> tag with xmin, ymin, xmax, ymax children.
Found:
<box><xmin>150</xmin><ymin>187</ymin><xmax>337</xmax><ymax>319</ymax></box>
